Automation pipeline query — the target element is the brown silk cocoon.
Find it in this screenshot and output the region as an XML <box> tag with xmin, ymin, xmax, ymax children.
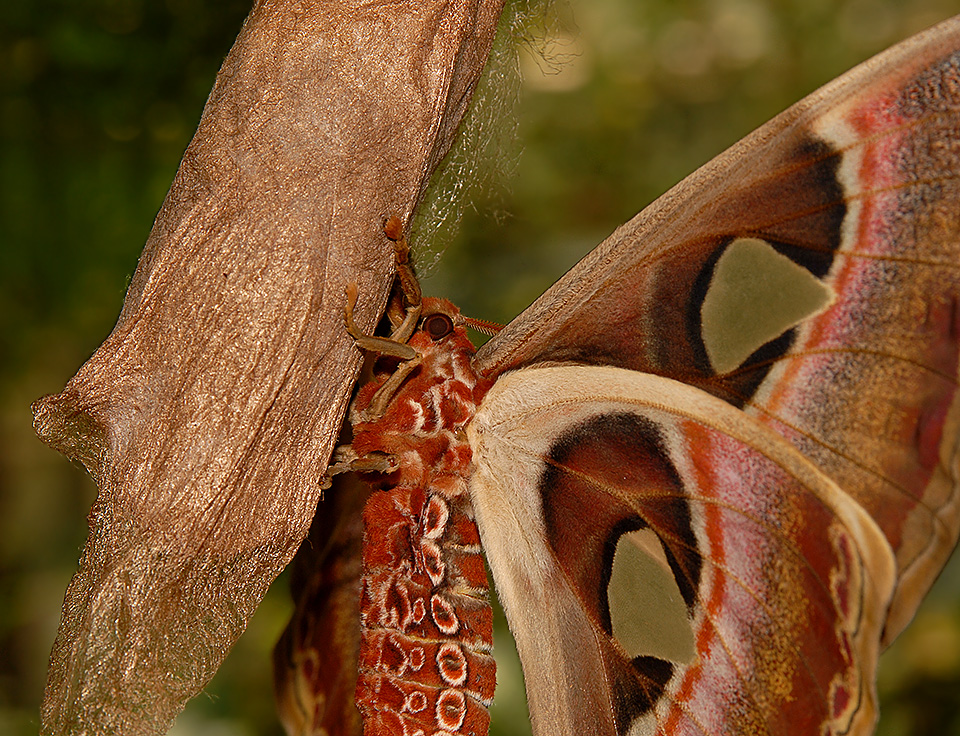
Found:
<box><xmin>31</xmin><ymin>2</ymin><xmax>506</xmax><ymax>734</ymax></box>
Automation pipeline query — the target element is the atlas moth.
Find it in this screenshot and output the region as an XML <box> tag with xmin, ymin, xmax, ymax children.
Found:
<box><xmin>274</xmin><ymin>15</ymin><xmax>960</xmax><ymax>736</ymax></box>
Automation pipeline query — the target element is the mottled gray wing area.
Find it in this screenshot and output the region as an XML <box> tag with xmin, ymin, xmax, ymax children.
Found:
<box><xmin>31</xmin><ymin>2</ymin><xmax>505</xmax><ymax>734</ymax></box>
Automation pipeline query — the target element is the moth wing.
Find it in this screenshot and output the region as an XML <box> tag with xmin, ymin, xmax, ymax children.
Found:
<box><xmin>468</xmin><ymin>365</ymin><xmax>896</xmax><ymax>736</ymax></box>
<box><xmin>474</xmin><ymin>16</ymin><xmax>960</xmax><ymax>641</ymax></box>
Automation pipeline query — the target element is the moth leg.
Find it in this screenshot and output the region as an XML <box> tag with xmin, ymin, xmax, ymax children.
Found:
<box><xmin>323</xmin><ymin>445</ymin><xmax>400</xmax><ymax>488</ymax></box>
<box><xmin>343</xmin><ymin>270</ymin><xmax>423</xmax><ymax>421</ymax></box>
<box><xmin>330</xmin><ymin>215</ymin><xmax>425</xmax><ymax>480</ymax></box>
<box><xmin>360</xmin><ymin>354</ymin><xmax>423</xmax><ymax>422</ymax></box>
<box><xmin>383</xmin><ymin>214</ymin><xmax>422</xmax><ymax>332</ymax></box>
<box><xmin>343</xmin><ymin>214</ymin><xmax>425</xmax><ymax>355</ymax></box>
<box><xmin>344</xmin><ymin>282</ymin><xmax>419</xmax><ymax>360</ymax></box>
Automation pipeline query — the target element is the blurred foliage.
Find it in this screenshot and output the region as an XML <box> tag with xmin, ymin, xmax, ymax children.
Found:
<box><xmin>2</xmin><ymin>0</ymin><xmax>959</xmax><ymax>735</ymax></box>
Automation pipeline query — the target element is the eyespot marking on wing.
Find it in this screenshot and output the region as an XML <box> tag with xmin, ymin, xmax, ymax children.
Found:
<box><xmin>540</xmin><ymin>412</ymin><xmax>703</xmax><ymax>615</ymax></box>
<box><xmin>701</xmin><ymin>237</ymin><xmax>835</xmax><ymax>374</ymax></box>
<box><xmin>608</xmin><ymin>527</ymin><xmax>696</xmax><ymax>665</ymax></box>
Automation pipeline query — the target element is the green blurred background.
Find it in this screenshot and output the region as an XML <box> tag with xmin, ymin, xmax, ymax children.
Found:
<box><xmin>2</xmin><ymin>0</ymin><xmax>959</xmax><ymax>734</ymax></box>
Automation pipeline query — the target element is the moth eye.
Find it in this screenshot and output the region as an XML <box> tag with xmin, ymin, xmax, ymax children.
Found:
<box><xmin>422</xmin><ymin>313</ymin><xmax>455</xmax><ymax>341</ymax></box>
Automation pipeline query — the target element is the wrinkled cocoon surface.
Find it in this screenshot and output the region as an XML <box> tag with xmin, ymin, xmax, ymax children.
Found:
<box><xmin>32</xmin><ymin>2</ymin><xmax>505</xmax><ymax>734</ymax></box>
